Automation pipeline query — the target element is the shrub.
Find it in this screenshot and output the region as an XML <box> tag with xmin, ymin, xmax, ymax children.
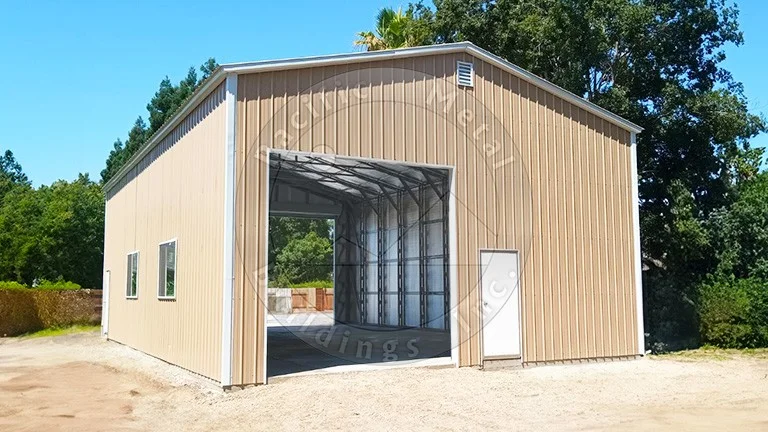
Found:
<box><xmin>0</xmin><ymin>280</ymin><xmax>82</xmax><ymax>290</ymax></box>
<box><xmin>699</xmin><ymin>277</ymin><xmax>768</xmax><ymax>348</ymax></box>
<box><xmin>0</xmin><ymin>281</ymin><xmax>27</xmax><ymax>290</ymax></box>
<box><xmin>35</xmin><ymin>279</ymin><xmax>81</xmax><ymax>290</ymax></box>
<box><xmin>288</xmin><ymin>280</ymin><xmax>334</xmax><ymax>289</ymax></box>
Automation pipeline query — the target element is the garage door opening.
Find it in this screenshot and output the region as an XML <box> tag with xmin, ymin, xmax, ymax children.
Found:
<box><xmin>266</xmin><ymin>150</ymin><xmax>454</xmax><ymax>378</ymax></box>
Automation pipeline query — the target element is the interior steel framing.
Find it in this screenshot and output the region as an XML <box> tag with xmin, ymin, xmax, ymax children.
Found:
<box><xmin>358</xmin><ymin>179</ymin><xmax>450</xmax><ymax>329</ymax></box>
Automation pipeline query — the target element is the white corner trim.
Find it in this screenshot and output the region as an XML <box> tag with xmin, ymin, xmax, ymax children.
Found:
<box><xmin>449</xmin><ymin>167</ymin><xmax>459</xmax><ymax>367</ymax></box>
<box><xmin>101</xmin><ymin>198</ymin><xmax>110</xmax><ymax>338</ymax></box>
<box><xmin>630</xmin><ymin>132</ymin><xmax>645</xmax><ymax>355</ymax></box>
<box><xmin>262</xmin><ymin>150</ymin><xmax>272</xmax><ymax>385</ymax></box>
<box><xmin>221</xmin><ymin>73</ymin><xmax>237</xmax><ymax>387</ymax></box>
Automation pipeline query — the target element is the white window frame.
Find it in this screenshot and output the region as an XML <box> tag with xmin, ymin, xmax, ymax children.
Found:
<box><xmin>126</xmin><ymin>250</ymin><xmax>139</xmax><ymax>299</ymax></box>
<box><xmin>158</xmin><ymin>238</ymin><xmax>177</xmax><ymax>300</ymax></box>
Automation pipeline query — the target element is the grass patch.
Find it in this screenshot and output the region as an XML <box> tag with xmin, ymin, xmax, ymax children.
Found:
<box><xmin>270</xmin><ymin>280</ymin><xmax>334</xmax><ymax>289</ymax></box>
<box><xmin>21</xmin><ymin>325</ymin><xmax>100</xmax><ymax>339</ymax></box>
<box><xmin>652</xmin><ymin>345</ymin><xmax>768</xmax><ymax>362</ymax></box>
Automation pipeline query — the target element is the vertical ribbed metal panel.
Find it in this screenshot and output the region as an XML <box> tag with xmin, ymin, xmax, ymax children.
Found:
<box><xmin>233</xmin><ymin>53</ymin><xmax>639</xmax><ymax>384</ymax></box>
<box><xmin>103</xmin><ymin>84</ymin><xmax>226</xmax><ymax>381</ymax></box>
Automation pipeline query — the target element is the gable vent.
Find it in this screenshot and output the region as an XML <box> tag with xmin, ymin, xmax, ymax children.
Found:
<box><xmin>456</xmin><ymin>61</ymin><xmax>474</xmax><ymax>87</ymax></box>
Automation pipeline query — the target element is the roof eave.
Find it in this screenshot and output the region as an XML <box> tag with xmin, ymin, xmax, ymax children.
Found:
<box><xmin>103</xmin><ymin>68</ymin><xmax>229</xmax><ymax>192</ymax></box>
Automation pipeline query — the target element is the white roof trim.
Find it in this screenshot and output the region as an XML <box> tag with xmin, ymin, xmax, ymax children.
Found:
<box><xmin>464</xmin><ymin>44</ymin><xmax>643</xmax><ymax>133</ymax></box>
<box><xmin>104</xmin><ymin>71</ymin><xmax>228</xmax><ymax>192</ymax></box>
<box><xmin>105</xmin><ymin>41</ymin><xmax>642</xmax><ymax>192</ymax></box>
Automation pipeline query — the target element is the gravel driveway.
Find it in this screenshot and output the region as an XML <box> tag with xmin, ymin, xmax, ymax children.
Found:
<box><xmin>1</xmin><ymin>331</ymin><xmax>767</xmax><ymax>431</ymax></box>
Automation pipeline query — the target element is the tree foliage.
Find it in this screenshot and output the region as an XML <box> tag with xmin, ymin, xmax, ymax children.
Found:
<box><xmin>358</xmin><ymin>0</ymin><xmax>767</xmax><ymax>347</ymax></box>
<box><xmin>699</xmin><ymin>276</ymin><xmax>768</xmax><ymax>348</ymax></box>
<box><xmin>354</xmin><ymin>7</ymin><xmax>433</xmax><ymax>50</ymax></box>
<box><xmin>0</xmin><ymin>153</ymin><xmax>104</xmax><ymax>287</ymax></box>
<box><xmin>709</xmin><ymin>173</ymin><xmax>768</xmax><ymax>279</ymax></box>
<box><xmin>0</xmin><ymin>150</ymin><xmax>30</xmax><ymax>201</ymax></box>
<box><xmin>275</xmin><ymin>231</ymin><xmax>334</xmax><ymax>286</ymax></box>
<box><xmin>269</xmin><ymin>217</ymin><xmax>333</xmax><ymax>284</ymax></box>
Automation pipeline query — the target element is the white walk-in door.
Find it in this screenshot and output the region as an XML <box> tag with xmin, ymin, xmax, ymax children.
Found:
<box><xmin>480</xmin><ymin>250</ymin><xmax>522</xmax><ymax>359</ymax></box>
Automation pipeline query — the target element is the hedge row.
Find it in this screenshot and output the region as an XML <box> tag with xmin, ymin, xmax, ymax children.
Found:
<box><xmin>0</xmin><ymin>288</ymin><xmax>101</xmax><ymax>337</ymax></box>
<box><xmin>0</xmin><ymin>280</ymin><xmax>81</xmax><ymax>290</ymax></box>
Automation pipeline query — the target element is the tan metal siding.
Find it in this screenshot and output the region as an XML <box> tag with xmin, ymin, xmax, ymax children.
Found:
<box><xmin>233</xmin><ymin>53</ymin><xmax>638</xmax><ymax>384</ymax></box>
<box><xmin>104</xmin><ymin>84</ymin><xmax>226</xmax><ymax>381</ymax></box>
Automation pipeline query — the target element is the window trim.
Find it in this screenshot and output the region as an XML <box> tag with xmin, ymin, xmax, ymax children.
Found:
<box><xmin>157</xmin><ymin>238</ymin><xmax>178</xmax><ymax>300</ymax></box>
<box><xmin>126</xmin><ymin>250</ymin><xmax>140</xmax><ymax>299</ymax></box>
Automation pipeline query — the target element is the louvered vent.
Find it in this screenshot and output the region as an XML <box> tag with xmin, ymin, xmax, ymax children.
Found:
<box><xmin>456</xmin><ymin>61</ymin><xmax>474</xmax><ymax>87</ymax></box>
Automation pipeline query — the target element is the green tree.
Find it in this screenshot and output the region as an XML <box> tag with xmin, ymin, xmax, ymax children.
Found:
<box><xmin>200</xmin><ymin>58</ymin><xmax>218</xmax><ymax>81</ymax></box>
<box><xmin>698</xmin><ymin>277</ymin><xmax>768</xmax><ymax>348</ymax></box>
<box><xmin>354</xmin><ymin>7</ymin><xmax>431</xmax><ymax>50</ymax></box>
<box><xmin>268</xmin><ymin>216</ymin><xmax>332</xmax><ymax>281</ymax></box>
<box><xmin>709</xmin><ymin>173</ymin><xmax>768</xmax><ymax>279</ymax></box>
<box><xmin>275</xmin><ymin>231</ymin><xmax>333</xmax><ymax>285</ymax></box>
<box><xmin>0</xmin><ymin>150</ymin><xmax>30</xmax><ymax>202</ymax></box>
<box><xmin>36</xmin><ymin>174</ymin><xmax>105</xmax><ymax>288</ymax></box>
<box><xmin>372</xmin><ymin>0</ymin><xmax>767</xmax><ymax>346</ymax></box>
<box><xmin>0</xmin><ymin>172</ymin><xmax>104</xmax><ymax>287</ymax></box>
<box><xmin>0</xmin><ymin>183</ymin><xmax>43</xmax><ymax>283</ymax></box>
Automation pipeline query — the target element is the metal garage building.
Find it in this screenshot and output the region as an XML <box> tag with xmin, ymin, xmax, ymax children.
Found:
<box><xmin>101</xmin><ymin>41</ymin><xmax>644</xmax><ymax>388</ymax></box>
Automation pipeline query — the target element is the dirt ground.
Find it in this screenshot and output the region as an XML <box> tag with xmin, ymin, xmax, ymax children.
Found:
<box><xmin>1</xmin><ymin>332</ymin><xmax>767</xmax><ymax>431</ymax></box>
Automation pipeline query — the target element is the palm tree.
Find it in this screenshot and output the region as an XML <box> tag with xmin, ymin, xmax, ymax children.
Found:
<box><xmin>354</xmin><ymin>7</ymin><xmax>412</xmax><ymax>51</ymax></box>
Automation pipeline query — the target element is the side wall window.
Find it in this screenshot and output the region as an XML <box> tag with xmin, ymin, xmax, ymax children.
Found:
<box><xmin>158</xmin><ymin>240</ymin><xmax>176</xmax><ymax>298</ymax></box>
<box><xmin>126</xmin><ymin>251</ymin><xmax>139</xmax><ymax>298</ymax></box>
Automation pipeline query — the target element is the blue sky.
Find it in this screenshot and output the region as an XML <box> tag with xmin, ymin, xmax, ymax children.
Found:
<box><xmin>1</xmin><ymin>0</ymin><xmax>766</xmax><ymax>186</ymax></box>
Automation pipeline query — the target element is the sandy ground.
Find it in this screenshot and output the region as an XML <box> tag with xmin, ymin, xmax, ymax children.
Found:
<box><xmin>1</xmin><ymin>332</ymin><xmax>767</xmax><ymax>431</ymax></box>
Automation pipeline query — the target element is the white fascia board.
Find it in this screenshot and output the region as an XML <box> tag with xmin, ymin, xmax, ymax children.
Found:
<box><xmin>221</xmin><ymin>73</ymin><xmax>237</xmax><ymax>387</ymax></box>
<box><xmin>630</xmin><ymin>132</ymin><xmax>645</xmax><ymax>355</ymax></box>
<box><xmin>449</xmin><ymin>167</ymin><xmax>460</xmax><ymax>367</ymax></box>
